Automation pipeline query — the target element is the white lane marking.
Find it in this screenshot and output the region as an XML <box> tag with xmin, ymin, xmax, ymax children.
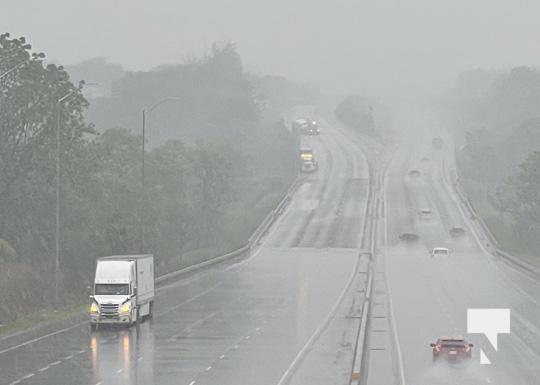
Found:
<box><xmin>170</xmin><ymin>311</ymin><xmax>219</xmax><ymax>342</ymax></box>
<box><xmin>256</xmin><ymin>327</ymin><xmax>260</xmax><ymax>331</ymax></box>
<box><xmin>276</xmin><ymin>241</ymin><xmax>360</xmax><ymax>385</ymax></box>
<box><xmin>138</xmin><ymin>357</ymin><xmax>144</xmax><ymax>361</ymax></box>
<box><xmin>9</xmin><ymin>381</ymin><xmax>21</xmax><ymax>385</ymax></box>
<box><xmin>220</xmin><ymin>354</ymin><xmax>225</xmax><ymax>359</ymax></box>
<box><xmin>206</xmin><ymin>366</ymin><xmax>212</xmax><ymax>371</ymax></box>
<box><xmin>116</xmin><ymin>369</ymin><xmax>123</xmax><ymax>374</ymax></box>
<box><xmin>23</xmin><ymin>373</ymin><xmax>35</xmax><ymax>379</ymax></box>
<box><xmin>77</xmin><ymin>349</ymin><xmax>85</xmax><ymax>354</ymax></box>
<box><xmin>234</xmin><ymin>345</ymin><xmax>239</xmax><ymax>349</ymax></box>
<box><xmin>95</xmin><ymin>382</ymin><xmax>102</xmax><ymax>385</ymax></box>
<box><xmin>0</xmin><ymin>322</ymin><xmax>85</xmax><ymax>355</ymax></box>
<box><xmin>51</xmin><ymin>361</ymin><xmax>62</xmax><ymax>366</ymax></box>
<box><xmin>245</xmin><ymin>336</ymin><xmax>250</xmax><ymax>340</ymax></box>
<box><xmin>38</xmin><ymin>366</ymin><xmax>49</xmax><ymax>372</ymax></box>
<box><xmin>189</xmin><ymin>381</ymin><xmax>196</xmax><ymax>385</ymax></box>
<box><xmin>64</xmin><ymin>355</ymin><xmax>74</xmax><ymax>360</ymax></box>
<box><xmin>383</xmin><ymin>160</ymin><xmax>407</xmax><ymax>385</ymax></box>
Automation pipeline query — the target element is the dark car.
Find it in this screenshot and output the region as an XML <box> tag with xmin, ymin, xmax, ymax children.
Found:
<box><xmin>400</xmin><ymin>232</ymin><xmax>419</xmax><ymax>243</ymax></box>
<box><xmin>432</xmin><ymin>137</ymin><xmax>444</xmax><ymax>148</ymax></box>
<box><xmin>449</xmin><ymin>227</ymin><xmax>466</xmax><ymax>237</ymax></box>
<box><xmin>431</xmin><ymin>336</ymin><xmax>473</xmax><ymax>362</ymax></box>
<box><xmin>408</xmin><ymin>169</ymin><xmax>420</xmax><ymax>177</ymax></box>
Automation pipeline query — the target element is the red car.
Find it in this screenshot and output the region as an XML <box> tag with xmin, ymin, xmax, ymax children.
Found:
<box><xmin>430</xmin><ymin>336</ymin><xmax>474</xmax><ymax>361</ymax></box>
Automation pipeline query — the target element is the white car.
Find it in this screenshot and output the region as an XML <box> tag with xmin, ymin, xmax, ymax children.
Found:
<box><xmin>430</xmin><ymin>247</ymin><xmax>449</xmax><ymax>257</ymax></box>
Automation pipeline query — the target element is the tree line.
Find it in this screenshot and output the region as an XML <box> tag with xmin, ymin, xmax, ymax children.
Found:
<box><xmin>445</xmin><ymin>66</ymin><xmax>540</xmax><ymax>256</ymax></box>
<box><xmin>0</xmin><ymin>35</ymin><xmax>309</xmax><ymax>324</ymax></box>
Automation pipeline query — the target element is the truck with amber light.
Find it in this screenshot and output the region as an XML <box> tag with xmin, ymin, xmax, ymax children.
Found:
<box><xmin>89</xmin><ymin>255</ymin><xmax>154</xmax><ymax>330</ymax></box>
<box><xmin>299</xmin><ymin>147</ymin><xmax>318</xmax><ymax>173</ymax></box>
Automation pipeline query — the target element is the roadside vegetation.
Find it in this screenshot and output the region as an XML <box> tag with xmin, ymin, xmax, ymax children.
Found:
<box><xmin>0</xmin><ymin>34</ymin><xmax>317</xmax><ymax>327</ymax></box>
<box><xmin>444</xmin><ymin>66</ymin><xmax>540</xmax><ymax>266</ymax></box>
<box><xmin>334</xmin><ymin>94</ymin><xmax>393</xmax><ymax>141</ymax></box>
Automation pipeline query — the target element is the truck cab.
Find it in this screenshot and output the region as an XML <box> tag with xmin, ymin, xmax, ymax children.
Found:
<box><xmin>90</xmin><ymin>255</ymin><xmax>154</xmax><ymax>330</ymax></box>
<box><xmin>299</xmin><ymin>147</ymin><xmax>318</xmax><ymax>173</ymax></box>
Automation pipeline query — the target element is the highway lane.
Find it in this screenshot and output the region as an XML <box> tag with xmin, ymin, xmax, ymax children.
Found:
<box><xmin>1</xmin><ymin>113</ymin><xmax>370</xmax><ymax>385</ymax></box>
<box><xmin>383</xmin><ymin>119</ymin><xmax>540</xmax><ymax>385</ymax></box>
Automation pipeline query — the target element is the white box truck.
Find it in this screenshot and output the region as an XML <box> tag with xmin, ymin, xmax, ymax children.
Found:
<box><xmin>89</xmin><ymin>254</ymin><xmax>154</xmax><ymax>330</ymax></box>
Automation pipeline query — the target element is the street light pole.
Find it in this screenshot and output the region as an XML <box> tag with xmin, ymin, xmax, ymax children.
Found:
<box><xmin>141</xmin><ymin>109</ymin><xmax>146</xmax><ymax>252</ymax></box>
<box><xmin>0</xmin><ymin>53</ymin><xmax>45</xmax><ymax>80</ymax></box>
<box><xmin>55</xmin><ymin>81</ymin><xmax>95</xmax><ymax>309</ymax></box>
<box><xmin>140</xmin><ymin>97</ymin><xmax>180</xmax><ymax>253</ymax></box>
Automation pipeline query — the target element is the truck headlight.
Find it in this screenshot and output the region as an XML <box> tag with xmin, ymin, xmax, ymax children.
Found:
<box><xmin>90</xmin><ymin>303</ymin><xmax>99</xmax><ymax>313</ymax></box>
<box><xmin>121</xmin><ymin>303</ymin><xmax>131</xmax><ymax>313</ymax></box>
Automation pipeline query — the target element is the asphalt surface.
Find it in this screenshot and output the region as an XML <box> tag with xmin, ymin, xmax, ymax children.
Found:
<box><xmin>0</xmin><ymin>113</ymin><xmax>370</xmax><ymax>385</ymax></box>
<box><xmin>383</xmin><ymin>116</ymin><xmax>540</xmax><ymax>385</ymax></box>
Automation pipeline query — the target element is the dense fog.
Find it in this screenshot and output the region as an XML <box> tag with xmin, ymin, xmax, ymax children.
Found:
<box><xmin>3</xmin><ymin>0</ymin><xmax>540</xmax><ymax>98</ymax></box>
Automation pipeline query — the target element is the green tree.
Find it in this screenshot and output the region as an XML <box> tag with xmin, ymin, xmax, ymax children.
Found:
<box><xmin>188</xmin><ymin>142</ymin><xmax>241</xmax><ymax>247</ymax></box>
<box><xmin>145</xmin><ymin>140</ymin><xmax>194</xmax><ymax>263</ymax></box>
<box><xmin>335</xmin><ymin>95</ymin><xmax>375</xmax><ymax>134</ymax></box>
<box><xmin>0</xmin><ymin>34</ymin><xmax>95</xmax><ymax>264</ymax></box>
<box><xmin>511</xmin><ymin>152</ymin><xmax>540</xmax><ymax>229</ymax></box>
<box><xmin>93</xmin><ymin>128</ymin><xmax>142</xmax><ymax>255</ymax></box>
<box><xmin>0</xmin><ymin>33</ymin><xmax>99</xmax><ymax>304</ymax></box>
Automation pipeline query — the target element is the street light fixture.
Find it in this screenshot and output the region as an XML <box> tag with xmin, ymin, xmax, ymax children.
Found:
<box><xmin>141</xmin><ymin>97</ymin><xmax>180</xmax><ymax>252</ymax></box>
<box><xmin>55</xmin><ymin>80</ymin><xmax>97</xmax><ymax>309</ymax></box>
<box><xmin>0</xmin><ymin>52</ymin><xmax>45</xmax><ymax>80</ymax></box>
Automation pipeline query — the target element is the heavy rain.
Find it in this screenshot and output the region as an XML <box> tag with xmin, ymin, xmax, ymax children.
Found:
<box><xmin>1</xmin><ymin>1</ymin><xmax>540</xmax><ymax>384</ymax></box>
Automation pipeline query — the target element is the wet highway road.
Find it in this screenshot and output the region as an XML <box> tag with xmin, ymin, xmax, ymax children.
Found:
<box><xmin>1</xmin><ymin>114</ymin><xmax>370</xmax><ymax>385</ymax></box>
<box><xmin>383</xmin><ymin>118</ymin><xmax>540</xmax><ymax>384</ymax></box>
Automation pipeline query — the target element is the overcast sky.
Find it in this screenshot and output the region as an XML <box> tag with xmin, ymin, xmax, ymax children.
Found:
<box><xmin>3</xmin><ymin>0</ymin><xmax>540</xmax><ymax>98</ymax></box>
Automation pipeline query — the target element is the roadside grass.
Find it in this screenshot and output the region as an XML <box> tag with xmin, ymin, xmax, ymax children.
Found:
<box><xmin>461</xmin><ymin>178</ymin><xmax>540</xmax><ymax>269</ymax></box>
<box><xmin>0</xmin><ymin>303</ymin><xmax>87</xmax><ymax>339</ymax></box>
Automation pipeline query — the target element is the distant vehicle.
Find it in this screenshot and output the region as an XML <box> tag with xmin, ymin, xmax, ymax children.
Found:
<box><xmin>299</xmin><ymin>147</ymin><xmax>318</xmax><ymax>173</ymax></box>
<box><xmin>408</xmin><ymin>170</ymin><xmax>420</xmax><ymax>177</ymax></box>
<box><xmin>430</xmin><ymin>247</ymin><xmax>449</xmax><ymax>257</ymax></box>
<box><xmin>420</xmin><ymin>156</ymin><xmax>430</xmax><ymax>162</ymax></box>
<box><xmin>432</xmin><ymin>137</ymin><xmax>444</xmax><ymax>148</ymax></box>
<box><xmin>431</xmin><ymin>336</ymin><xmax>473</xmax><ymax>362</ymax></box>
<box><xmin>292</xmin><ymin>118</ymin><xmax>309</xmax><ymax>135</ymax></box>
<box><xmin>449</xmin><ymin>227</ymin><xmax>466</xmax><ymax>237</ymax></box>
<box><xmin>303</xmin><ymin>118</ymin><xmax>320</xmax><ymax>135</ymax></box>
<box><xmin>400</xmin><ymin>232</ymin><xmax>419</xmax><ymax>243</ymax></box>
<box><xmin>292</xmin><ymin>118</ymin><xmax>320</xmax><ymax>135</ymax></box>
<box><xmin>418</xmin><ymin>209</ymin><xmax>434</xmax><ymax>219</ymax></box>
<box><xmin>89</xmin><ymin>254</ymin><xmax>154</xmax><ymax>330</ymax></box>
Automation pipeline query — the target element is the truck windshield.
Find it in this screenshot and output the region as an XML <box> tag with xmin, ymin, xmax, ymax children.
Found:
<box><xmin>95</xmin><ymin>283</ymin><xmax>129</xmax><ymax>295</ymax></box>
